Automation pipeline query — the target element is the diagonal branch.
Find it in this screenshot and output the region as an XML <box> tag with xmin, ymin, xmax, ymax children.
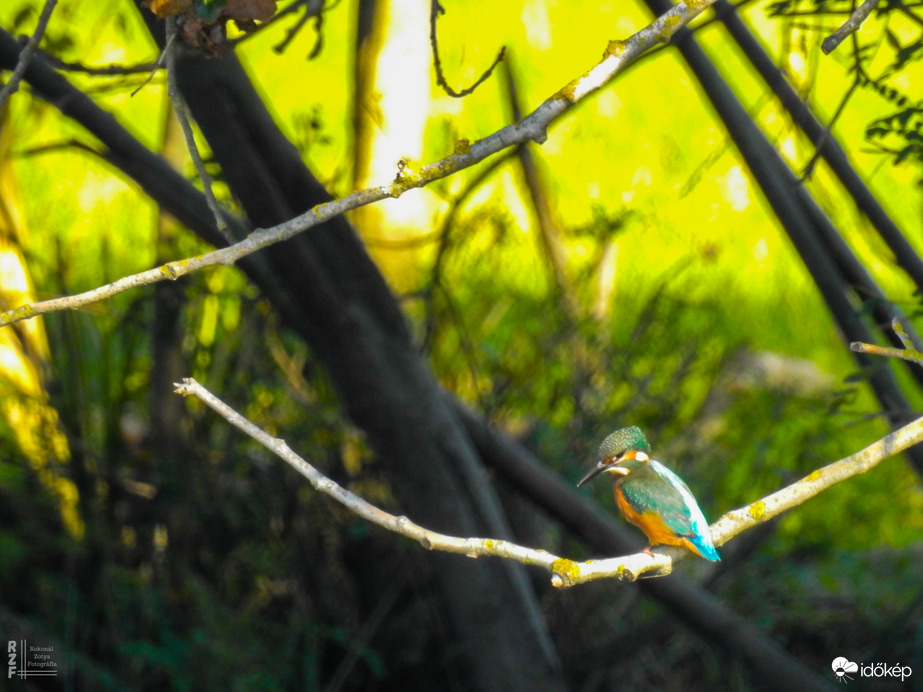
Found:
<box><xmin>429</xmin><ymin>0</ymin><xmax>505</xmax><ymax>98</ymax></box>
<box><xmin>1</xmin><ymin>0</ymin><xmax>720</xmax><ymax>329</ymax></box>
<box><xmin>174</xmin><ymin>377</ymin><xmax>923</xmax><ymax>587</ymax></box>
<box><xmin>822</xmin><ymin>0</ymin><xmax>882</xmax><ymax>54</ymax></box>
<box><xmin>709</xmin><ymin>416</ymin><xmax>923</xmax><ymax>543</ymax></box>
<box><xmin>164</xmin><ymin>16</ymin><xmax>230</xmax><ymax>240</ymax></box>
<box><xmin>850</xmin><ymin>318</ymin><xmax>923</xmax><ymax>365</ymax></box>
<box><xmin>0</xmin><ymin>0</ymin><xmax>58</xmax><ymax>110</ymax></box>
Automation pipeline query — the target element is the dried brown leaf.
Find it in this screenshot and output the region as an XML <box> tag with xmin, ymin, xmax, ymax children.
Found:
<box><xmin>143</xmin><ymin>0</ymin><xmax>193</xmax><ymax>18</ymax></box>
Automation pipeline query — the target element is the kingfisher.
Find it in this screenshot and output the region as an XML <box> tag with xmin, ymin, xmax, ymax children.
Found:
<box><xmin>578</xmin><ymin>426</ymin><xmax>720</xmax><ymax>561</ymax></box>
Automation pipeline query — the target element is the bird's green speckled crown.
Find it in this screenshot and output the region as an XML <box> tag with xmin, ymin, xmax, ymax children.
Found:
<box><xmin>598</xmin><ymin>426</ymin><xmax>651</xmax><ymax>460</ymax></box>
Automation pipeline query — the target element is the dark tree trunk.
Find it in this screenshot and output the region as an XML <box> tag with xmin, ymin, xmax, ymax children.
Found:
<box><xmin>137</xmin><ymin>11</ymin><xmax>566</xmax><ymax>691</ymax></box>
<box><xmin>639</xmin><ymin>0</ymin><xmax>923</xmax><ymax>473</ymax></box>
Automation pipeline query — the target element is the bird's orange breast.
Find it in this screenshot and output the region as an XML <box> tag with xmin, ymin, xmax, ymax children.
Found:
<box><xmin>615</xmin><ymin>486</ymin><xmax>709</xmax><ymax>558</ymax></box>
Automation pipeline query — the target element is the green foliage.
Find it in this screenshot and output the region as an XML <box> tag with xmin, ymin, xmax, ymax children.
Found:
<box><xmin>421</xmin><ymin>176</ymin><xmax>923</xmax><ymax>685</ymax></box>
<box><xmin>867</xmin><ymin>106</ymin><xmax>923</xmax><ymax>166</ymax></box>
<box><xmin>2</xmin><ymin>0</ymin><xmax>923</xmax><ymax>688</ymax></box>
<box><xmin>764</xmin><ymin>0</ymin><xmax>923</xmax><ymax>180</ymax></box>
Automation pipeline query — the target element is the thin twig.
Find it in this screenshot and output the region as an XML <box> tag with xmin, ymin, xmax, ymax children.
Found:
<box><xmin>274</xmin><ymin>9</ymin><xmax>312</xmax><ymax>54</ymax></box>
<box><xmin>0</xmin><ymin>0</ymin><xmax>58</xmax><ymax>111</ymax></box>
<box><xmin>175</xmin><ymin>377</ymin><xmax>571</xmax><ymax>566</ymax></box>
<box><xmin>849</xmin><ymin>318</ymin><xmax>923</xmax><ymax>364</ymax></box>
<box><xmin>1</xmin><ymin>0</ymin><xmax>728</xmax><ymax>328</ymax></box>
<box><xmin>891</xmin><ymin>316</ymin><xmax>923</xmax><ymax>350</ymax></box>
<box><xmin>851</xmin><ymin>341</ymin><xmax>923</xmax><ymax>364</ymax></box>
<box><xmin>504</xmin><ymin>57</ymin><xmax>578</xmax><ymax>315</ymax></box>
<box><xmin>822</xmin><ymin>0</ymin><xmax>882</xmax><ymax>54</ymax></box>
<box><xmin>800</xmin><ymin>76</ymin><xmax>860</xmax><ymax>181</ymax></box>
<box><xmin>272</xmin><ymin>0</ymin><xmax>326</xmax><ymax>56</ymax></box>
<box><xmin>39</xmin><ymin>50</ymin><xmax>159</xmax><ymax>76</ymax></box>
<box><xmin>130</xmin><ymin>30</ymin><xmax>176</xmax><ymax>98</ymax></box>
<box><xmin>226</xmin><ymin>0</ymin><xmax>328</xmax><ymax>52</ymax></box>
<box><xmin>429</xmin><ymin>0</ymin><xmax>505</xmax><ymax>98</ymax></box>
<box><xmin>174</xmin><ymin>377</ymin><xmax>923</xmax><ymax>587</ymax></box>
<box><xmin>165</xmin><ymin>15</ymin><xmax>231</xmax><ymax>241</ymax></box>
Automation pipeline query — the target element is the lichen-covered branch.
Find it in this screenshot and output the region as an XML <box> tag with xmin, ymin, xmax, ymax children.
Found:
<box><xmin>174</xmin><ymin>377</ymin><xmax>923</xmax><ymax>588</ymax></box>
<box><xmin>1</xmin><ymin>0</ymin><xmax>718</xmax><ymax>329</ymax></box>
<box><xmin>710</xmin><ymin>415</ymin><xmax>923</xmax><ymax>546</ymax></box>
<box><xmin>850</xmin><ymin>318</ymin><xmax>923</xmax><ymax>365</ymax></box>
<box><xmin>174</xmin><ymin>377</ymin><xmax>563</xmax><ymax>564</ymax></box>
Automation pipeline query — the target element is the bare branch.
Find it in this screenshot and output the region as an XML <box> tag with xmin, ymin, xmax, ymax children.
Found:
<box><xmin>822</xmin><ymin>0</ymin><xmax>881</xmax><ymax>54</ymax></box>
<box><xmin>850</xmin><ymin>341</ymin><xmax>923</xmax><ymax>364</ymax></box>
<box><xmin>39</xmin><ymin>51</ymin><xmax>160</xmax><ymax>76</ymax></box>
<box><xmin>174</xmin><ymin>377</ymin><xmax>568</xmax><ymax>566</ymax></box>
<box><xmin>430</xmin><ymin>0</ymin><xmax>505</xmax><ymax>98</ymax></box>
<box><xmin>174</xmin><ymin>377</ymin><xmax>923</xmax><ymax>588</ymax></box>
<box><xmin>0</xmin><ymin>0</ymin><xmax>725</xmax><ymax>329</ymax></box>
<box><xmin>850</xmin><ymin>318</ymin><xmax>923</xmax><ymax>365</ymax></box>
<box><xmin>0</xmin><ymin>0</ymin><xmax>58</xmax><ymax>111</ymax></box>
<box><xmin>165</xmin><ymin>16</ymin><xmax>230</xmax><ymax>241</ymax></box>
<box><xmin>891</xmin><ymin>316</ymin><xmax>923</xmax><ymax>350</ymax></box>
<box><xmin>271</xmin><ymin>0</ymin><xmax>325</xmax><ymax>56</ymax></box>
<box><xmin>130</xmin><ymin>30</ymin><xmax>176</xmax><ymax>98</ymax></box>
<box><xmin>710</xmin><ymin>415</ymin><xmax>923</xmax><ymax>547</ymax></box>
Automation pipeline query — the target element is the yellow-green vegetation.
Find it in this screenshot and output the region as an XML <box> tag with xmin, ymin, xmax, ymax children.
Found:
<box><xmin>2</xmin><ymin>0</ymin><xmax>923</xmax><ymax>688</ymax></box>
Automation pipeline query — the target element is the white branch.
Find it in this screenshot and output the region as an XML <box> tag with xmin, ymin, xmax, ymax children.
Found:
<box><xmin>174</xmin><ymin>377</ymin><xmax>923</xmax><ymax>587</ymax></box>
<box><xmin>711</xmin><ymin>416</ymin><xmax>923</xmax><ymax>544</ymax></box>
<box><xmin>2</xmin><ymin>0</ymin><xmax>715</xmax><ymax>328</ymax></box>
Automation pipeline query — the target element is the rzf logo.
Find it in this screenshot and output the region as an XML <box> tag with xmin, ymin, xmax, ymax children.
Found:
<box><xmin>7</xmin><ymin>640</ymin><xmax>58</xmax><ymax>679</ymax></box>
<box><xmin>8</xmin><ymin>640</ymin><xmax>17</xmax><ymax>679</ymax></box>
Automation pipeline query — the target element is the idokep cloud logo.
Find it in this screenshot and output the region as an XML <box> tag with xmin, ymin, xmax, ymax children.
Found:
<box><xmin>832</xmin><ymin>658</ymin><xmax>858</xmax><ymax>683</ymax></box>
<box><xmin>832</xmin><ymin>657</ymin><xmax>912</xmax><ymax>684</ymax></box>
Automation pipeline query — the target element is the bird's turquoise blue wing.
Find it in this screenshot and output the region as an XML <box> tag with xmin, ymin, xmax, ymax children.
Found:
<box><xmin>620</xmin><ymin>461</ymin><xmax>718</xmax><ymax>558</ymax></box>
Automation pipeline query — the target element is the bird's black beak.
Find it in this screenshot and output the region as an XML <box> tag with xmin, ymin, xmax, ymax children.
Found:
<box><xmin>577</xmin><ymin>461</ymin><xmax>607</xmax><ymax>487</ymax></box>
<box><xmin>578</xmin><ymin>457</ymin><xmax>631</xmax><ymax>487</ymax></box>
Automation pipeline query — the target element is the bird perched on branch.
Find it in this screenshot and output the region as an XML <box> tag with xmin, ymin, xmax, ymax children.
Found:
<box><xmin>578</xmin><ymin>426</ymin><xmax>720</xmax><ymax>561</ymax></box>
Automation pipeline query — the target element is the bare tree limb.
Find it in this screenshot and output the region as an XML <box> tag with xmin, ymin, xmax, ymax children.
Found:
<box><xmin>174</xmin><ymin>377</ymin><xmax>923</xmax><ymax>588</ymax></box>
<box><xmin>850</xmin><ymin>318</ymin><xmax>923</xmax><ymax>364</ymax></box>
<box><xmin>822</xmin><ymin>0</ymin><xmax>881</xmax><ymax>54</ymax></box>
<box><xmin>851</xmin><ymin>341</ymin><xmax>923</xmax><ymax>364</ymax></box>
<box><xmin>38</xmin><ymin>50</ymin><xmax>160</xmax><ymax>75</ymax></box>
<box><xmin>710</xmin><ymin>416</ymin><xmax>923</xmax><ymax>541</ymax></box>
<box><xmin>504</xmin><ymin>57</ymin><xmax>579</xmax><ymax>315</ymax></box>
<box><xmin>0</xmin><ymin>0</ymin><xmax>58</xmax><ymax>111</ymax></box>
<box><xmin>165</xmin><ymin>16</ymin><xmax>230</xmax><ymax>240</ymax></box>
<box><xmin>429</xmin><ymin>0</ymin><xmax>505</xmax><ymax>98</ymax></box>
<box><xmin>271</xmin><ymin>0</ymin><xmax>324</xmax><ymax>56</ymax></box>
<box><xmin>0</xmin><ymin>0</ymin><xmax>722</xmax><ymax>328</ymax></box>
<box><xmin>891</xmin><ymin>316</ymin><xmax>923</xmax><ymax>350</ymax></box>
